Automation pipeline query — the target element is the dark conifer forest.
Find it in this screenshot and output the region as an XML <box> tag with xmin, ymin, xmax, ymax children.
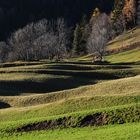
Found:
<box><xmin>0</xmin><ymin>0</ymin><xmax>114</xmax><ymax>40</ymax></box>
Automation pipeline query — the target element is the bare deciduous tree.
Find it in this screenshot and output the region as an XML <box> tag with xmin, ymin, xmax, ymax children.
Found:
<box><xmin>34</xmin><ymin>32</ymin><xmax>57</xmax><ymax>60</ymax></box>
<box><xmin>0</xmin><ymin>42</ymin><xmax>9</xmax><ymax>62</ymax></box>
<box><xmin>8</xmin><ymin>18</ymin><xmax>68</xmax><ymax>62</ymax></box>
<box><xmin>55</xmin><ymin>18</ymin><xmax>68</xmax><ymax>60</ymax></box>
<box><xmin>87</xmin><ymin>13</ymin><xmax>111</xmax><ymax>62</ymax></box>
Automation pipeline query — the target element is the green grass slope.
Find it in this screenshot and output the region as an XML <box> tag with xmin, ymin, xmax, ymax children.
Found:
<box><xmin>0</xmin><ymin>61</ymin><xmax>140</xmax><ymax>96</ymax></box>
<box><xmin>107</xmin><ymin>27</ymin><xmax>140</xmax><ymax>51</ymax></box>
<box><xmin>74</xmin><ymin>27</ymin><xmax>140</xmax><ymax>63</ymax></box>
<box><xmin>106</xmin><ymin>48</ymin><xmax>140</xmax><ymax>63</ymax></box>
<box><xmin>0</xmin><ymin>74</ymin><xmax>139</xmax><ymax>124</ymax></box>
<box><xmin>0</xmin><ymin>27</ymin><xmax>140</xmax><ymax>139</ymax></box>
<box><xmin>1</xmin><ymin>123</ymin><xmax>139</xmax><ymax>140</ymax></box>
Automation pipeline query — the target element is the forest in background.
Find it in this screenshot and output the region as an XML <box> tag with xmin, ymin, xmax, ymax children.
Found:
<box><xmin>0</xmin><ymin>0</ymin><xmax>114</xmax><ymax>40</ymax></box>
<box><xmin>0</xmin><ymin>0</ymin><xmax>138</xmax><ymax>62</ymax></box>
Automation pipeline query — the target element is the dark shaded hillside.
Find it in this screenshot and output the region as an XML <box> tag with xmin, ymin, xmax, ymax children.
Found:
<box><xmin>0</xmin><ymin>0</ymin><xmax>114</xmax><ymax>40</ymax></box>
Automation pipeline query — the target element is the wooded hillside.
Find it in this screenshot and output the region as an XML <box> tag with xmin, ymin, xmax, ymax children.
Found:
<box><xmin>0</xmin><ymin>0</ymin><xmax>114</xmax><ymax>40</ymax></box>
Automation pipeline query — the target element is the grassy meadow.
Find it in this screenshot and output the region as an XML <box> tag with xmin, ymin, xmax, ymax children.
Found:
<box><xmin>0</xmin><ymin>27</ymin><xmax>140</xmax><ymax>139</ymax></box>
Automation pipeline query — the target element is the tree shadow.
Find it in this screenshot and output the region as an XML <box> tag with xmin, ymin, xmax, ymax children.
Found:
<box><xmin>0</xmin><ymin>62</ymin><xmax>46</xmax><ymax>68</ymax></box>
<box><xmin>47</xmin><ymin>64</ymin><xmax>131</xmax><ymax>70</ymax></box>
<box><xmin>0</xmin><ymin>61</ymin><xmax>138</xmax><ymax>96</ymax></box>
<box><xmin>0</xmin><ymin>70</ymin><xmax>119</xmax><ymax>96</ymax></box>
<box><xmin>47</xmin><ymin>65</ymin><xmax>97</xmax><ymax>70</ymax></box>
<box><xmin>0</xmin><ymin>77</ymin><xmax>96</xmax><ymax>96</ymax></box>
<box><xmin>35</xmin><ymin>70</ymin><xmax>119</xmax><ymax>79</ymax></box>
<box><xmin>113</xmin><ymin>62</ymin><xmax>140</xmax><ymax>65</ymax></box>
<box><xmin>0</xmin><ymin>102</ymin><xmax>11</xmax><ymax>109</ymax></box>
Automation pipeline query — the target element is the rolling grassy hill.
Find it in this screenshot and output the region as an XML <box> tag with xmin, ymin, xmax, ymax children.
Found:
<box><xmin>1</xmin><ymin>123</ymin><xmax>140</xmax><ymax>140</ymax></box>
<box><xmin>0</xmin><ymin>27</ymin><xmax>140</xmax><ymax>139</ymax></box>
<box><xmin>106</xmin><ymin>48</ymin><xmax>140</xmax><ymax>63</ymax></box>
<box><xmin>107</xmin><ymin>27</ymin><xmax>140</xmax><ymax>51</ymax></box>
<box><xmin>74</xmin><ymin>27</ymin><xmax>140</xmax><ymax>63</ymax></box>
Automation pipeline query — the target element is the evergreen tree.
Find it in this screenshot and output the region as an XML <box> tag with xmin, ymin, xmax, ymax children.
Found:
<box><xmin>114</xmin><ymin>0</ymin><xmax>125</xmax><ymax>17</ymax></box>
<box><xmin>72</xmin><ymin>15</ymin><xmax>88</xmax><ymax>56</ymax></box>
<box><xmin>111</xmin><ymin>0</ymin><xmax>125</xmax><ymax>36</ymax></box>
<box><xmin>72</xmin><ymin>24</ymin><xmax>82</xmax><ymax>56</ymax></box>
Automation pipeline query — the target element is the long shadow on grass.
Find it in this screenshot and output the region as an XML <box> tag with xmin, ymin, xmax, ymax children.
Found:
<box><xmin>0</xmin><ymin>70</ymin><xmax>119</xmax><ymax>96</ymax></box>
<box><xmin>0</xmin><ymin>77</ymin><xmax>97</xmax><ymax>96</ymax></box>
<box><xmin>0</xmin><ymin>102</ymin><xmax>11</xmax><ymax>109</ymax></box>
<box><xmin>29</xmin><ymin>70</ymin><xmax>129</xmax><ymax>79</ymax></box>
<box><xmin>47</xmin><ymin>65</ymin><xmax>131</xmax><ymax>71</ymax></box>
